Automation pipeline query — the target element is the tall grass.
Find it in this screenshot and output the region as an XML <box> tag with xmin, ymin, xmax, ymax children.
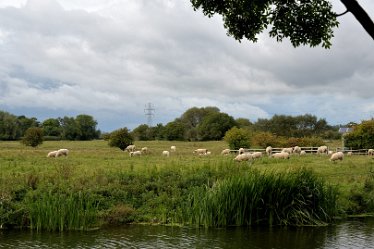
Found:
<box><xmin>186</xmin><ymin>168</ymin><xmax>338</xmax><ymax>227</ymax></box>
<box><xmin>26</xmin><ymin>190</ymin><xmax>100</xmax><ymax>231</ymax></box>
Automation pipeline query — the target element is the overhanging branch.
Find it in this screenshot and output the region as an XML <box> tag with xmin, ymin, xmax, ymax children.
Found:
<box><xmin>340</xmin><ymin>0</ymin><xmax>374</xmax><ymax>41</ymax></box>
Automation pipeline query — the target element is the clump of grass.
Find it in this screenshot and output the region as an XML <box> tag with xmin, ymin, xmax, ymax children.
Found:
<box><xmin>186</xmin><ymin>168</ymin><xmax>338</xmax><ymax>227</ymax></box>
<box><xmin>25</xmin><ymin>190</ymin><xmax>100</xmax><ymax>231</ymax></box>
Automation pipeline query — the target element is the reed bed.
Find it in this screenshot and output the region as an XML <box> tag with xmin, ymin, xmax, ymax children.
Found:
<box><xmin>186</xmin><ymin>169</ymin><xmax>338</xmax><ymax>227</ymax></box>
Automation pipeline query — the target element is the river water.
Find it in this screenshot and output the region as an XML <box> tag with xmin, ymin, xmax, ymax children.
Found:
<box><xmin>1</xmin><ymin>218</ymin><xmax>374</xmax><ymax>249</ymax></box>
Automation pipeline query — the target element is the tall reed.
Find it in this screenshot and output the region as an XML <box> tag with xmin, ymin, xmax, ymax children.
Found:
<box><xmin>26</xmin><ymin>190</ymin><xmax>100</xmax><ymax>231</ymax></box>
<box><xmin>186</xmin><ymin>168</ymin><xmax>338</xmax><ymax>227</ymax></box>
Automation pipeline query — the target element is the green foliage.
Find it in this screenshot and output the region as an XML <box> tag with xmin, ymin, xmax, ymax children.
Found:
<box><xmin>75</xmin><ymin>114</ymin><xmax>99</xmax><ymax>140</ymax></box>
<box><xmin>190</xmin><ymin>0</ymin><xmax>338</xmax><ymax>48</ymax></box>
<box><xmin>198</xmin><ymin>112</ymin><xmax>237</xmax><ymax>141</ymax></box>
<box><xmin>21</xmin><ymin>127</ymin><xmax>44</xmax><ymax>147</ymax></box>
<box><xmin>108</xmin><ymin>127</ymin><xmax>133</xmax><ymax>151</ymax></box>
<box><xmin>224</xmin><ymin>127</ymin><xmax>251</xmax><ymax>149</ymax></box>
<box><xmin>42</xmin><ymin>118</ymin><xmax>62</xmax><ymax>137</ymax></box>
<box><xmin>163</xmin><ymin>120</ymin><xmax>186</xmax><ymax>141</ymax></box>
<box><xmin>345</xmin><ymin>120</ymin><xmax>374</xmax><ymax>149</ymax></box>
<box><xmin>187</xmin><ymin>169</ymin><xmax>338</xmax><ymax>227</ymax></box>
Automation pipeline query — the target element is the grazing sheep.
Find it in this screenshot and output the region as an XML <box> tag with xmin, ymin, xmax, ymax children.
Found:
<box><xmin>234</xmin><ymin>153</ymin><xmax>253</xmax><ymax>162</ymax></box>
<box><xmin>141</xmin><ymin>147</ymin><xmax>149</xmax><ymax>154</ymax></box>
<box><xmin>56</xmin><ymin>148</ymin><xmax>69</xmax><ymax>157</ymax></box>
<box><xmin>300</xmin><ymin>150</ymin><xmax>307</xmax><ymax>156</ymax></box>
<box><xmin>347</xmin><ymin>151</ymin><xmax>353</xmax><ymax>156</ymax></box>
<box><xmin>162</xmin><ymin>150</ymin><xmax>170</xmax><ymax>157</ymax></box>
<box><xmin>47</xmin><ymin>150</ymin><xmax>59</xmax><ymax>157</ymax></box>
<box><xmin>265</xmin><ymin>146</ymin><xmax>272</xmax><ymax>156</ymax></box>
<box><xmin>368</xmin><ymin>149</ymin><xmax>374</xmax><ymax>156</ymax></box>
<box><xmin>251</xmin><ymin>152</ymin><xmax>263</xmax><ymax>159</ymax></box>
<box><xmin>330</xmin><ymin>152</ymin><xmax>344</xmax><ymax>162</ymax></box>
<box><xmin>293</xmin><ymin>146</ymin><xmax>301</xmax><ymax>155</ymax></box>
<box><xmin>281</xmin><ymin>147</ymin><xmax>293</xmax><ymax>154</ymax></box>
<box><xmin>170</xmin><ymin>146</ymin><xmax>176</xmax><ymax>152</ymax></box>
<box><xmin>125</xmin><ymin>145</ymin><xmax>136</xmax><ymax>152</ymax></box>
<box><xmin>328</xmin><ymin>150</ymin><xmax>334</xmax><ymax>155</ymax></box>
<box><xmin>194</xmin><ymin>148</ymin><xmax>209</xmax><ymax>155</ymax></box>
<box><xmin>129</xmin><ymin>150</ymin><xmax>142</xmax><ymax>157</ymax></box>
<box><xmin>221</xmin><ymin>149</ymin><xmax>231</xmax><ymax>155</ymax></box>
<box><xmin>317</xmin><ymin>146</ymin><xmax>328</xmax><ymax>155</ymax></box>
<box><xmin>271</xmin><ymin>152</ymin><xmax>290</xmax><ymax>159</ymax></box>
<box><xmin>238</xmin><ymin>148</ymin><xmax>245</xmax><ymax>154</ymax></box>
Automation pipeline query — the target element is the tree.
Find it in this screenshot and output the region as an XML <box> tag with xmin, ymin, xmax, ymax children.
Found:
<box><xmin>75</xmin><ymin>114</ymin><xmax>99</xmax><ymax>140</ymax></box>
<box><xmin>21</xmin><ymin>127</ymin><xmax>43</xmax><ymax>147</ymax></box>
<box><xmin>108</xmin><ymin>128</ymin><xmax>134</xmax><ymax>151</ymax></box>
<box><xmin>132</xmin><ymin>124</ymin><xmax>152</xmax><ymax>141</ymax></box>
<box><xmin>163</xmin><ymin>120</ymin><xmax>186</xmax><ymax>141</ymax></box>
<box><xmin>42</xmin><ymin>118</ymin><xmax>62</xmax><ymax>137</ymax></box>
<box><xmin>197</xmin><ymin>112</ymin><xmax>237</xmax><ymax>140</ymax></box>
<box><xmin>190</xmin><ymin>0</ymin><xmax>374</xmax><ymax>48</ymax></box>
<box><xmin>224</xmin><ymin>127</ymin><xmax>252</xmax><ymax>149</ymax></box>
<box><xmin>345</xmin><ymin>119</ymin><xmax>374</xmax><ymax>149</ymax></box>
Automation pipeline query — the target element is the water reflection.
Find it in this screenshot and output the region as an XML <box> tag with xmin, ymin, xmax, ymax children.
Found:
<box><xmin>1</xmin><ymin>218</ymin><xmax>373</xmax><ymax>249</ymax></box>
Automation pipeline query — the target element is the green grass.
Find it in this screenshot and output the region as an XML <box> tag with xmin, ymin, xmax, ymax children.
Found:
<box><xmin>1</xmin><ymin>140</ymin><xmax>374</xmax><ymax>230</ymax></box>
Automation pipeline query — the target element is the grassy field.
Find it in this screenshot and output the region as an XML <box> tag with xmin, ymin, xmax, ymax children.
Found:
<box><xmin>1</xmin><ymin>140</ymin><xmax>373</xmax><ymax>231</ymax></box>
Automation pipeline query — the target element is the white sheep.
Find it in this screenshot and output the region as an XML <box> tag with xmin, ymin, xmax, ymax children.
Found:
<box><xmin>281</xmin><ymin>147</ymin><xmax>293</xmax><ymax>154</ymax></box>
<box><xmin>162</xmin><ymin>150</ymin><xmax>170</xmax><ymax>157</ymax></box>
<box><xmin>234</xmin><ymin>153</ymin><xmax>253</xmax><ymax>162</ymax></box>
<box><xmin>330</xmin><ymin>151</ymin><xmax>344</xmax><ymax>162</ymax></box>
<box><xmin>238</xmin><ymin>148</ymin><xmax>245</xmax><ymax>154</ymax></box>
<box><xmin>265</xmin><ymin>146</ymin><xmax>272</xmax><ymax>156</ymax></box>
<box><xmin>129</xmin><ymin>150</ymin><xmax>142</xmax><ymax>157</ymax></box>
<box><xmin>293</xmin><ymin>146</ymin><xmax>301</xmax><ymax>155</ymax></box>
<box><xmin>368</xmin><ymin>149</ymin><xmax>374</xmax><ymax>156</ymax></box>
<box><xmin>170</xmin><ymin>146</ymin><xmax>176</xmax><ymax>152</ymax></box>
<box><xmin>221</xmin><ymin>149</ymin><xmax>231</xmax><ymax>155</ymax></box>
<box><xmin>300</xmin><ymin>150</ymin><xmax>307</xmax><ymax>156</ymax></box>
<box><xmin>328</xmin><ymin>150</ymin><xmax>334</xmax><ymax>155</ymax></box>
<box><xmin>347</xmin><ymin>151</ymin><xmax>353</xmax><ymax>156</ymax></box>
<box><xmin>271</xmin><ymin>152</ymin><xmax>290</xmax><ymax>159</ymax></box>
<box><xmin>194</xmin><ymin>148</ymin><xmax>209</xmax><ymax>155</ymax></box>
<box><xmin>317</xmin><ymin>146</ymin><xmax>328</xmax><ymax>155</ymax></box>
<box><xmin>125</xmin><ymin>145</ymin><xmax>136</xmax><ymax>152</ymax></box>
<box><xmin>56</xmin><ymin>148</ymin><xmax>69</xmax><ymax>157</ymax></box>
<box><xmin>251</xmin><ymin>152</ymin><xmax>263</xmax><ymax>159</ymax></box>
<box><xmin>47</xmin><ymin>150</ymin><xmax>59</xmax><ymax>157</ymax></box>
<box><xmin>141</xmin><ymin>147</ymin><xmax>149</xmax><ymax>154</ymax></box>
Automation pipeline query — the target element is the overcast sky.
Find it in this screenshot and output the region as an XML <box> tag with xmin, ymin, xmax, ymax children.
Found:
<box><xmin>0</xmin><ymin>0</ymin><xmax>373</xmax><ymax>132</ymax></box>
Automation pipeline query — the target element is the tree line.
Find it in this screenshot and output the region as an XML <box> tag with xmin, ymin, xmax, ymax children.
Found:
<box><xmin>0</xmin><ymin>110</ymin><xmax>100</xmax><ymax>141</ymax></box>
<box><xmin>0</xmin><ymin>107</ymin><xmax>342</xmax><ymax>144</ymax></box>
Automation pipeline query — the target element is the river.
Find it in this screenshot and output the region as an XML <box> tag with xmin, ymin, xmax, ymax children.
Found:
<box><xmin>1</xmin><ymin>218</ymin><xmax>374</xmax><ymax>248</ymax></box>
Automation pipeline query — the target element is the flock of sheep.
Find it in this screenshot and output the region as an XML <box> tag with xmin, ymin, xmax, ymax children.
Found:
<box><xmin>46</xmin><ymin>144</ymin><xmax>374</xmax><ymax>163</ymax></box>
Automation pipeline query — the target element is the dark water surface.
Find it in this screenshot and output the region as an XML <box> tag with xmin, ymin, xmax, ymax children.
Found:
<box><xmin>1</xmin><ymin>218</ymin><xmax>374</xmax><ymax>248</ymax></box>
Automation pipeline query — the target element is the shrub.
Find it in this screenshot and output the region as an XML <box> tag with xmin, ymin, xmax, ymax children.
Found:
<box><xmin>223</xmin><ymin>127</ymin><xmax>251</xmax><ymax>149</ymax></box>
<box><xmin>108</xmin><ymin>128</ymin><xmax>133</xmax><ymax>151</ymax></box>
<box><xmin>21</xmin><ymin>127</ymin><xmax>44</xmax><ymax>147</ymax></box>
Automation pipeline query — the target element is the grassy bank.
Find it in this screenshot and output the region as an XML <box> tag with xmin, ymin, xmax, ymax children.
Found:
<box><xmin>0</xmin><ymin>140</ymin><xmax>373</xmax><ymax>231</ymax></box>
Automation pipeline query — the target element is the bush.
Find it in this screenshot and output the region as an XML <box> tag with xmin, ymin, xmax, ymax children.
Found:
<box><xmin>108</xmin><ymin>128</ymin><xmax>133</xmax><ymax>151</ymax></box>
<box><xmin>224</xmin><ymin>127</ymin><xmax>251</xmax><ymax>149</ymax></box>
<box><xmin>21</xmin><ymin>127</ymin><xmax>44</xmax><ymax>147</ymax></box>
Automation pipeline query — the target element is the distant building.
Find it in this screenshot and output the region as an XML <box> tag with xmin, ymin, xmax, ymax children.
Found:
<box><xmin>338</xmin><ymin>127</ymin><xmax>354</xmax><ymax>134</ymax></box>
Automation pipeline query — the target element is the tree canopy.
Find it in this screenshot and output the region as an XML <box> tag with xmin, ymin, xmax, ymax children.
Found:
<box><xmin>190</xmin><ymin>0</ymin><xmax>374</xmax><ymax>48</ymax></box>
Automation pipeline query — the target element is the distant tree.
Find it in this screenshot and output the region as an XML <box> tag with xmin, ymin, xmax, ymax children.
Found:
<box><xmin>108</xmin><ymin>128</ymin><xmax>134</xmax><ymax>151</ymax></box>
<box><xmin>190</xmin><ymin>0</ymin><xmax>374</xmax><ymax>48</ymax></box>
<box><xmin>75</xmin><ymin>114</ymin><xmax>99</xmax><ymax>140</ymax></box>
<box><xmin>42</xmin><ymin>118</ymin><xmax>62</xmax><ymax>137</ymax></box>
<box><xmin>21</xmin><ymin>127</ymin><xmax>43</xmax><ymax>147</ymax></box>
<box><xmin>345</xmin><ymin>119</ymin><xmax>374</xmax><ymax>149</ymax></box>
<box><xmin>0</xmin><ymin>111</ymin><xmax>19</xmax><ymax>140</ymax></box>
<box><xmin>163</xmin><ymin>120</ymin><xmax>186</xmax><ymax>141</ymax></box>
<box><xmin>224</xmin><ymin>127</ymin><xmax>252</xmax><ymax>149</ymax></box>
<box><xmin>198</xmin><ymin>112</ymin><xmax>237</xmax><ymax>140</ymax></box>
<box><xmin>132</xmin><ymin>124</ymin><xmax>152</xmax><ymax>141</ymax></box>
<box><xmin>59</xmin><ymin>116</ymin><xmax>79</xmax><ymax>140</ymax></box>
<box><xmin>251</xmin><ymin>132</ymin><xmax>279</xmax><ymax>148</ymax></box>
<box><xmin>235</xmin><ymin>118</ymin><xmax>253</xmax><ymax>129</ymax></box>
<box><xmin>16</xmin><ymin>115</ymin><xmax>39</xmax><ymax>138</ymax></box>
<box><xmin>151</xmin><ymin>123</ymin><xmax>165</xmax><ymax>140</ymax></box>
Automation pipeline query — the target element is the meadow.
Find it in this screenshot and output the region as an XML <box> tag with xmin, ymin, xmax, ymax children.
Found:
<box><xmin>0</xmin><ymin>140</ymin><xmax>373</xmax><ymax>231</ymax></box>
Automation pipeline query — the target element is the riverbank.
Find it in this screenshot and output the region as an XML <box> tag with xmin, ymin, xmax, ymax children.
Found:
<box><xmin>1</xmin><ymin>140</ymin><xmax>373</xmax><ymax>231</ymax></box>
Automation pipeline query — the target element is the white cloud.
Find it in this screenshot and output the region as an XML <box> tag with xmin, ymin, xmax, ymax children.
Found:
<box><xmin>0</xmin><ymin>0</ymin><xmax>373</xmax><ymax>131</ymax></box>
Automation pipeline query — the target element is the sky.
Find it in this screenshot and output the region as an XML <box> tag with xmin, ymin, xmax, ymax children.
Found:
<box><xmin>0</xmin><ymin>0</ymin><xmax>373</xmax><ymax>132</ymax></box>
